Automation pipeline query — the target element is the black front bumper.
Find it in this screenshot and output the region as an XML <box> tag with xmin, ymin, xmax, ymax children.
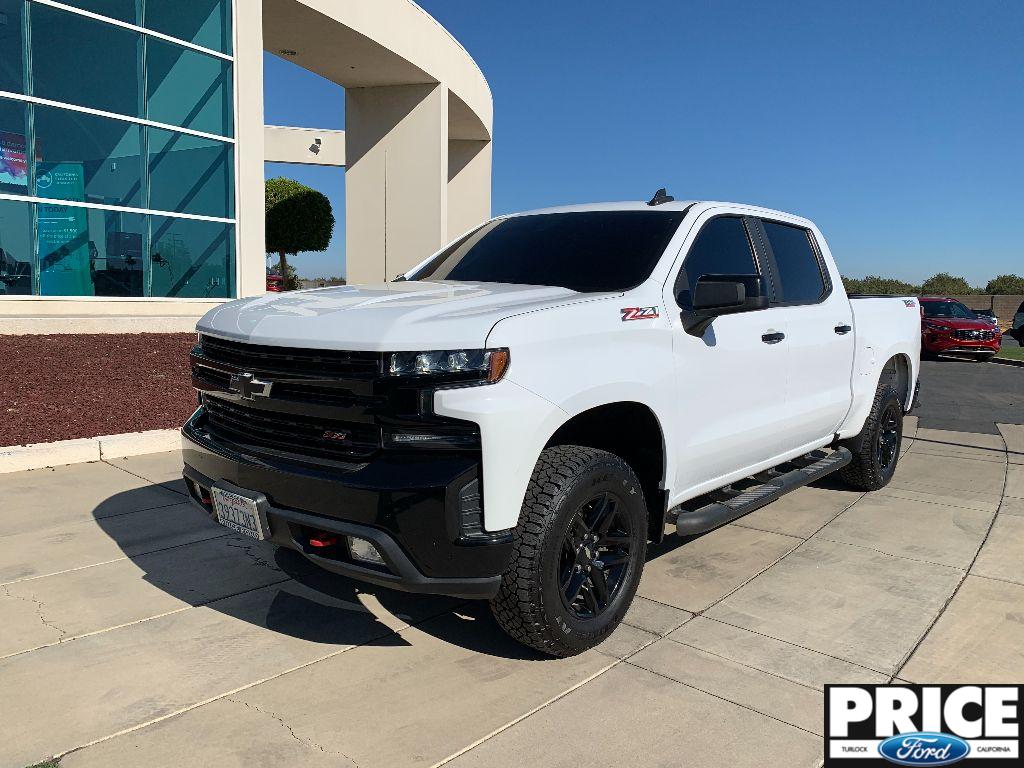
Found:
<box><xmin>181</xmin><ymin>414</ymin><xmax>513</xmax><ymax>599</ymax></box>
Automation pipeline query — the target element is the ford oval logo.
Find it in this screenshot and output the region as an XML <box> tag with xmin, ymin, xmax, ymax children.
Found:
<box><xmin>878</xmin><ymin>732</ymin><xmax>970</xmax><ymax>766</ymax></box>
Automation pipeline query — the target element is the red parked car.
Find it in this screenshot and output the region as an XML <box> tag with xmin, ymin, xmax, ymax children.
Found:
<box><xmin>920</xmin><ymin>297</ymin><xmax>1001</xmax><ymax>361</ymax></box>
<box><xmin>266</xmin><ymin>274</ymin><xmax>286</xmax><ymax>292</ymax></box>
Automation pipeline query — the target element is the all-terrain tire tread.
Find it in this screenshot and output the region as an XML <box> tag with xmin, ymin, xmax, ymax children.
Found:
<box><xmin>489</xmin><ymin>445</ymin><xmax>640</xmax><ymax>657</ymax></box>
<box><xmin>839</xmin><ymin>384</ymin><xmax>902</xmax><ymax>491</ymax></box>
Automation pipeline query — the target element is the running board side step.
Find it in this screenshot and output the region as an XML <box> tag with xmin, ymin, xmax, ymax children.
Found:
<box><xmin>675</xmin><ymin>447</ymin><xmax>853</xmax><ymax>537</ymax></box>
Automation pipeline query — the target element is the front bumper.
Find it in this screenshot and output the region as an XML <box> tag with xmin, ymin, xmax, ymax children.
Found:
<box><xmin>922</xmin><ymin>334</ymin><xmax>1000</xmax><ymax>355</ymax></box>
<box><xmin>181</xmin><ymin>412</ymin><xmax>513</xmax><ymax>599</ymax></box>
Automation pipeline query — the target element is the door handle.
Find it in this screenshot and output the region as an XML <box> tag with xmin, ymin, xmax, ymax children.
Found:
<box><xmin>834</xmin><ymin>324</ymin><xmax>852</xmax><ymax>335</ymax></box>
<box><xmin>761</xmin><ymin>331</ymin><xmax>785</xmax><ymax>344</ymax></box>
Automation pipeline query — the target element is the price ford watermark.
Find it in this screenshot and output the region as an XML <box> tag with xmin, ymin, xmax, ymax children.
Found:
<box><xmin>825</xmin><ymin>685</ymin><xmax>1023</xmax><ymax>766</ymax></box>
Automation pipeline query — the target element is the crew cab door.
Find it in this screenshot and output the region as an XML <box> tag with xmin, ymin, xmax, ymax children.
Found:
<box><xmin>664</xmin><ymin>213</ymin><xmax>791</xmax><ymax>493</ymax></box>
<box><xmin>753</xmin><ymin>218</ymin><xmax>855</xmax><ymax>446</ymax></box>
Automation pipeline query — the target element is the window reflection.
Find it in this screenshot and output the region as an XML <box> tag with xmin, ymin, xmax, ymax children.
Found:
<box><xmin>30</xmin><ymin>3</ymin><xmax>141</xmax><ymax>117</ymax></box>
<box><xmin>0</xmin><ymin>199</ymin><xmax>32</xmax><ymax>295</ymax></box>
<box><xmin>147</xmin><ymin>37</ymin><xmax>233</xmax><ymax>137</ymax></box>
<box><xmin>150</xmin><ymin>216</ymin><xmax>233</xmax><ymax>298</ymax></box>
<box><xmin>37</xmin><ymin>204</ymin><xmax>146</xmax><ymax>297</ymax></box>
<box><xmin>0</xmin><ymin>98</ymin><xmax>29</xmax><ymax>195</ymax></box>
<box><xmin>0</xmin><ymin>0</ymin><xmax>25</xmax><ymax>94</ymax></box>
<box><xmin>145</xmin><ymin>0</ymin><xmax>231</xmax><ymax>54</ymax></box>
<box><xmin>55</xmin><ymin>0</ymin><xmax>140</xmax><ymax>25</ymax></box>
<box><xmin>34</xmin><ymin>105</ymin><xmax>143</xmax><ymax>207</ymax></box>
<box><xmin>148</xmin><ymin>127</ymin><xmax>233</xmax><ymax>218</ymax></box>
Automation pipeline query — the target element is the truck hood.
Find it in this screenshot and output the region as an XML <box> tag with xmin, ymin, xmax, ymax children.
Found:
<box><xmin>197</xmin><ymin>281</ymin><xmax>581</xmax><ymax>350</ymax></box>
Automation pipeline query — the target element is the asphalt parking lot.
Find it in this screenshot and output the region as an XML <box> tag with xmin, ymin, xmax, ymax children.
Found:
<box><xmin>1</xmin><ymin>365</ymin><xmax>1022</xmax><ymax>768</ymax></box>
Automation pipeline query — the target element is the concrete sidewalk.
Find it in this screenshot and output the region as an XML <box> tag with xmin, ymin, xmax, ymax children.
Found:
<box><xmin>1</xmin><ymin>417</ymin><xmax>1022</xmax><ymax>767</ymax></box>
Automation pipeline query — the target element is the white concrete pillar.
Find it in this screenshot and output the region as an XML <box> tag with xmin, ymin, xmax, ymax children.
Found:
<box><xmin>447</xmin><ymin>139</ymin><xmax>491</xmax><ymax>240</ymax></box>
<box><xmin>344</xmin><ymin>84</ymin><xmax>448</xmax><ymax>284</ymax></box>
<box><xmin>234</xmin><ymin>0</ymin><xmax>267</xmax><ymax>298</ymax></box>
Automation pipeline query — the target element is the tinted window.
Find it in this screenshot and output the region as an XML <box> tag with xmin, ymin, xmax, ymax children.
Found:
<box><xmin>677</xmin><ymin>216</ymin><xmax>758</xmax><ymax>300</ymax></box>
<box><xmin>0</xmin><ymin>0</ymin><xmax>24</xmax><ymax>94</ymax></box>
<box><xmin>922</xmin><ymin>301</ymin><xmax>975</xmax><ymax>319</ymax></box>
<box><xmin>147</xmin><ymin>127</ymin><xmax>233</xmax><ymax>218</ymax></box>
<box><xmin>408</xmin><ymin>211</ymin><xmax>684</xmax><ymax>292</ymax></box>
<box><xmin>0</xmin><ymin>198</ymin><xmax>33</xmax><ymax>295</ymax></box>
<box><xmin>34</xmin><ymin>104</ymin><xmax>143</xmax><ymax>207</ymax></box>
<box><xmin>761</xmin><ymin>221</ymin><xmax>826</xmax><ymax>303</ymax></box>
<box><xmin>0</xmin><ymin>98</ymin><xmax>28</xmax><ymax>195</ymax></box>
<box><xmin>150</xmin><ymin>215</ymin><xmax>234</xmax><ymax>297</ymax></box>
<box><xmin>31</xmin><ymin>4</ymin><xmax>141</xmax><ymax>117</ymax></box>
<box><xmin>147</xmin><ymin>38</ymin><xmax>233</xmax><ymax>136</ymax></box>
<box><xmin>146</xmin><ymin>0</ymin><xmax>232</xmax><ymax>54</ymax></box>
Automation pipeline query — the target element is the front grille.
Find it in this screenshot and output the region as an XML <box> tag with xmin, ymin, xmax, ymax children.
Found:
<box><xmin>952</xmin><ymin>329</ymin><xmax>995</xmax><ymax>341</ymax></box>
<box><xmin>203</xmin><ymin>396</ymin><xmax>381</xmax><ymax>461</ymax></box>
<box><xmin>199</xmin><ymin>335</ymin><xmax>382</xmax><ymax>378</ymax></box>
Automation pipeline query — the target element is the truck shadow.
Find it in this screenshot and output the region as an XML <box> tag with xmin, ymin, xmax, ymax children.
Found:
<box><xmin>90</xmin><ymin>488</ymin><xmax>550</xmax><ymax>661</ymax></box>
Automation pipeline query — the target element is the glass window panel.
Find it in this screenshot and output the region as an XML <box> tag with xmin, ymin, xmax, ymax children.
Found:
<box><xmin>31</xmin><ymin>3</ymin><xmax>141</xmax><ymax>117</ymax></box>
<box><xmin>55</xmin><ymin>0</ymin><xmax>140</xmax><ymax>25</ymax></box>
<box><xmin>36</xmin><ymin>203</ymin><xmax>145</xmax><ymax>296</ymax></box>
<box><xmin>760</xmin><ymin>220</ymin><xmax>826</xmax><ymax>304</ymax></box>
<box><xmin>0</xmin><ymin>0</ymin><xmax>25</xmax><ymax>93</ymax></box>
<box><xmin>144</xmin><ymin>0</ymin><xmax>231</xmax><ymax>54</ymax></box>
<box><xmin>34</xmin><ymin>104</ymin><xmax>143</xmax><ymax>207</ymax></box>
<box><xmin>0</xmin><ymin>98</ymin><xmax>29</xmax><ymax>194</ymax></box>
<box><xmin>150</xmin><ymin>216</ymin><xmax>233</xmax><ymax>297</ymax></box>
<box><xmin>0</xmin><ymin>198</ymin><xmax>33</xmax><ymax>295</ymax></box>
<box><xmin>146</xmin><ymin>38</ymin><xmax>233</xmax><ymax>136</ymax></box>
<box><xmin>147</xmin><ymin>127</ymin><xmax>233</xmax><ymax>218</ymax></box>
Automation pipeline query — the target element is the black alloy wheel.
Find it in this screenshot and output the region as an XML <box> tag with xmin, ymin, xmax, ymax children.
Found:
<box><xmin>558</xmin><ymin>492</ymin><xmax>632</xmax><ymax>620</ymax></box>
<box><xmin>875</xmin><ymin>402</ymin><xmax>901</xmax><ymax>472</ymax></box>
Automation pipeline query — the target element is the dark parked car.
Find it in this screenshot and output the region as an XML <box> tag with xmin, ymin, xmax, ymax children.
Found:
<box><xmin>1011</xmin><ymin>301</ymin><xmax>1024</xmax><ymax>344</ymax></box>
<box><xmin>972</xmin><ymin>308</ymin><xmax>998</xmax><ymax>326</ymax></box>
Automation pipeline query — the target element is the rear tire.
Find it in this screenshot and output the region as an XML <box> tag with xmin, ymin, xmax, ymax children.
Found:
<box><xmin>490</xmin><ymin>445</ymin><xmax>647</xmax><ymax>657</ymax></box>
<box><xmin>839</xmin><ymin>384</ymin><xmax>903</xmax><ymax>491</ymax></box>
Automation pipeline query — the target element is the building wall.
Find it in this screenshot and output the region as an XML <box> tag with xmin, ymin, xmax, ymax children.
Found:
<box><xmin>0</xmin><ymin>0</ymin><xmax>493</xmax><ymax>330</ymax></box>
<box><xmin>0</xmin><ymin>0</ymin><xmax>238</xmax><ymax>308</ymax></box>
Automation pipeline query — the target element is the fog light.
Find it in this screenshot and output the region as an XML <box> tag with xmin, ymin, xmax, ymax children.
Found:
<box><xmin>349</xmin><ymin>536</ymin><xmax>385</xmax><ymax>566</ymax></box>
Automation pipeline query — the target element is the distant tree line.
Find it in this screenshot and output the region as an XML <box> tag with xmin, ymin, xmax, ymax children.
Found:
<box><xmin>842</xmin><ymin>273</ymin><xmax>1024</xmax><ymax>296</ymax></box>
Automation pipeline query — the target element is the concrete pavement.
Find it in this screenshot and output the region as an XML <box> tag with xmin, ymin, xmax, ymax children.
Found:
<box><xmin>1</xmin><ymin>415</ymin><xmax>1023</xmax><ymax>767</ymax></box>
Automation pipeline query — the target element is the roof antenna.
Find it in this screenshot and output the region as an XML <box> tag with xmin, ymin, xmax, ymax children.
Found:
<box><xmin>647</xmin><ymin>187</ymin><xmax>674</xmax><ymax>206</ymax></box>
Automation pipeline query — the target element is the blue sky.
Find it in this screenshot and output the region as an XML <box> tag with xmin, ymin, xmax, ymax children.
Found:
<box><xmin>264</xmin><ymin>0</ymin><xmax>1023</xmax><ymax>285</ymax></box>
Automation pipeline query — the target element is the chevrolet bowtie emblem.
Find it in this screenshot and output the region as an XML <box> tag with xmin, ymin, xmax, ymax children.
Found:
<box><xmin>228</xmin><ymin>372</ymin><xmax>273</xmax><ymax>400</ymax></box>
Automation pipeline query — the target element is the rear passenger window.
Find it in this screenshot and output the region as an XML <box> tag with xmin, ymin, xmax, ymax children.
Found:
<box><xmin>760</xmin><ymin>221</ymin><xmax>827</xmax><ymax>304</ymax></box>
<box><xmin>677</xmin><ymin>217</ymin><xmax>758</xmax><ymax>303</ymax></box>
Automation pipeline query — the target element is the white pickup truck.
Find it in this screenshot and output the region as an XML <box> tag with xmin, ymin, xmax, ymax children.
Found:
<box><xmin>183</xmin><ymin>194</ymin><xmax>921</xmax><ymax>657</ymax></box>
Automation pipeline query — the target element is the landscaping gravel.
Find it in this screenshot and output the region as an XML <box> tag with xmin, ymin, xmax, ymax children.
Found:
<box><xmin>0</xmin><ymin>333</ymin><xmax>196</xmax><ymax>446</ymax></box>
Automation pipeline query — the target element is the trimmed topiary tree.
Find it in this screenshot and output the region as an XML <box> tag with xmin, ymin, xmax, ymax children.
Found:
<box><xmin>265</xmin><ymin>177</ymin><xmax>335</xmax><ymax>290</ymax></box>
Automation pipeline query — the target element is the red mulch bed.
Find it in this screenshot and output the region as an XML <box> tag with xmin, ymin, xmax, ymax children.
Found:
<box><xmin>0</xmin><ymin>333</ymin><xmax>197</xmax><ymax>446</ymax></box>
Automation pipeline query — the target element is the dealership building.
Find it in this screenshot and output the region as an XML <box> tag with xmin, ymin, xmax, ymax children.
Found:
<box><xmin>0</xmin><ymin>0</ymin><xmax>492</xmax><ymax>333</ymax></box>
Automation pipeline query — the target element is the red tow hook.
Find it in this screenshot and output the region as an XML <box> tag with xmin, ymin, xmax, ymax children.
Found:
<box><xmin>308</xmin><ymin>532</ymin><xmax>339</xmax><ymax>548</ymax></box>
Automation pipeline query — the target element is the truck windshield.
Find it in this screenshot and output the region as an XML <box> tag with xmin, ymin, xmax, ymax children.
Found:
<box><xmin>922</xmin><ymin>301</ymin><xmax>976</xmax><ymax>319</ymax></box>
<box><xmin>405</xmin><ymin>211</ymin><xmax>685</xmax><ymax>292</ymax></box>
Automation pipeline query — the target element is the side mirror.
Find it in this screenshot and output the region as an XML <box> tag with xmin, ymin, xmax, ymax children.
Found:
<box><xmin>680</xmin><ymin>274</ymin><xmax>768</xmax><ymax>336</ymax></box>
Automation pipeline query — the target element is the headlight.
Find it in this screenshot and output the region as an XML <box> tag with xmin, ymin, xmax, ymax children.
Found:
<box><xmin>387</xmin><ymin>348</ymin><xmax>510</xmax><ymax>383</ymax></box>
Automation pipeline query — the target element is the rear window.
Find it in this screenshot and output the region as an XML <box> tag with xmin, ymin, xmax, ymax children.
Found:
<box><xmin>406</xmin><ymin>211</ymin><xmax>685</xmax><ymax>292</ymax></box>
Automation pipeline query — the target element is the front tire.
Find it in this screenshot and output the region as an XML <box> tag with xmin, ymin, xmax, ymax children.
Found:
<box><xmin>490</xmin><ymin>445</ymin><xmax>647</xmax><ymax>657</ymax></box>
<box><xmin>839</xmin><ymin>384</ymin><xmax>903</xmax><ymax>491</ymax></box>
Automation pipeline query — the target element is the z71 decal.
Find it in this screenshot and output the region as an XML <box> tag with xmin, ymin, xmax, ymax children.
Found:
<box><xmin>620</xmin><ymin>306</ymin><xmax>659</xmax><ymax>321</ymax></box>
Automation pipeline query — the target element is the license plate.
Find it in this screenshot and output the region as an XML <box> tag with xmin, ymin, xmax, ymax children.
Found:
<box><xmin>211</xmin><ymin>487</ymin><xmax>267</xmax><ymax>540</ymax></box>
